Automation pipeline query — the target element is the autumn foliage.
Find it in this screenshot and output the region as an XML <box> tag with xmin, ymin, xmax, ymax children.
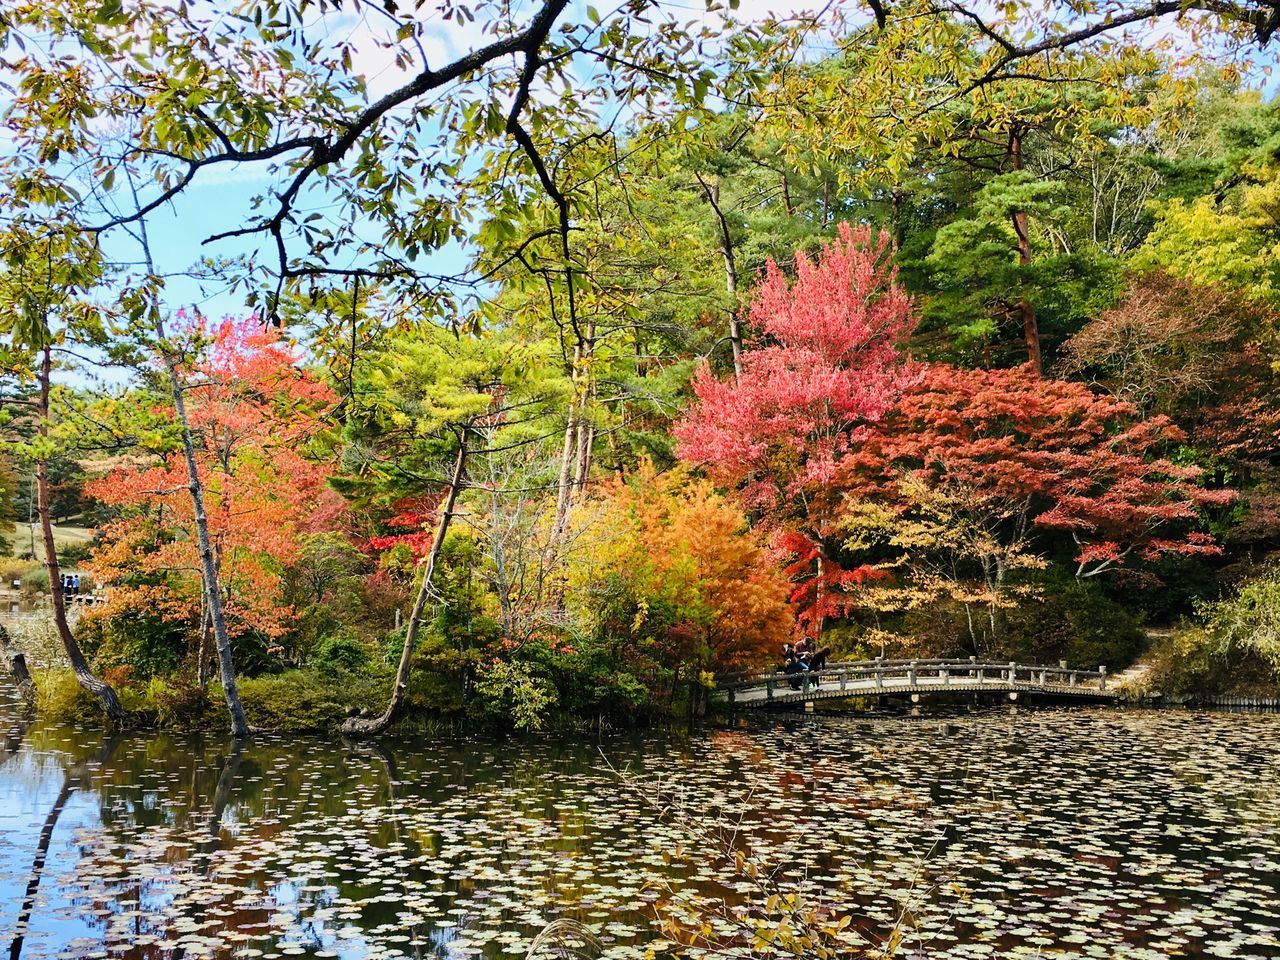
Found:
<box><xmin>835</xmin><ymin>364</ymin><xmax>1233</xmax><ymax>618</ymax></box>
<box><xmin>87</xmin><ymin>316</ymin><xmax>339</xmax><ymax>651</ymax></box>
<box><xmin>675</xmin><ymin>223</ymin><xmax>917</xmax><ymax>508</ymax></box>
<box><xmin>571</xmin><ymin>465</ymin><xmax>792</xmax><ymax>676</ymax></box>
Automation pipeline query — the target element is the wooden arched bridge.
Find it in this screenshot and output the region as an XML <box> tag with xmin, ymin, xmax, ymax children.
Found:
<box><xmin>721</xmin><ymin>658</ymin><xmax>1118</xmax><ymax>709</ymax></box>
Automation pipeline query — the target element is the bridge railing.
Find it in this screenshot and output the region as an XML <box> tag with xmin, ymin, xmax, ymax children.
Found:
<box><xmin>722</xmin><ymin>658</ymin><xmax>1109</xmax><ymax>705</ymax></box>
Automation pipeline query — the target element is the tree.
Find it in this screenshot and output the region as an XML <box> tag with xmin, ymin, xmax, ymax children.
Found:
<box><xmin>676</xmin><ymin>224</ymin><xmax>916</xmax><ymax>505</ymax></box>
<box><xmin>335</xmin><ymin>325</ymin><xmax>567</xmax><ymax>735</ymax></box>
<box><xmin>1059</xmin><ymin>271</ymin><xmax>1275</xmax><ymax>418</ymax></box>
<box><xmin>0</xmin><ymin>223</ymin><xmax>127</xmax><ymax>722</ymax></box>
<box><xmin>87</xmin><ymin>314</ymin><xmax>336</xmax><ymax>716</ymax></box>
<box><xmin>570</xmin><ymin>465</ymin><xmax>792</xmax><ymax>685</ymax></box>
<box><xmin>675</xmin><ymin>224</ymin><xmax>917</xmax><ymax>632</ymax></box>
<box><xmin>1135</xmin><ymin>98</ymin><xmax>1280</xmax><ymax>301</ymax></box>
<box><xmin>835</xmin><ymin>364</ymin><xmax>1234</xmax><ymax>643</ymax></box>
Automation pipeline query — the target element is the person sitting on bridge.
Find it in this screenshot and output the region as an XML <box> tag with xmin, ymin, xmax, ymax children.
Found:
<box><xmin>781</xmin><ymin>643</ymin><xmax>807</xmax><ymax>689</ymax></box>
<box><xmin>793</xmin><ymin>637</ymin><xmax>830</xmax><ymax>686</ymax></box>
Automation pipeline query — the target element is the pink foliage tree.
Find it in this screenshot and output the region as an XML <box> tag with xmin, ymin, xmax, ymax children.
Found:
<box><xmin>675</xmin><ymin>224</ymin><xmax>919</xmax><ymax>633</ymax></box>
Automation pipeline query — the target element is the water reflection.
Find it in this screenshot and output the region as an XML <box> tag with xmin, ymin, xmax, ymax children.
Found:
<box><xmin>0</xmin><ymin>691</ymin><xmax>1278</xmax><ymax>960</ymax></box>
<box><xmin>8</xmin><ymin>737</ymin><xmax>120</xmax><ymax>960</ymax></box>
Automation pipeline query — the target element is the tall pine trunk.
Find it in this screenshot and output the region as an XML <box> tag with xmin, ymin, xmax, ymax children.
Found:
<box><xmin>342</xmin><ymin>436</ymin><xmax>469</xmax><ymax>737</ymax></box>
<box><xmin>35</xmin><ymin>345</ymin><xmax>125</xmax><ymax>722</ymax></box>
<box><xmin>1009</xmin><ymin>129</ymin><xmax>1042</xmax><ymax>373</ymax></box>
<box><xmin>696</xmin><ymin>173</ymin><xmax>744</xmax><ymax>377</ymax></box>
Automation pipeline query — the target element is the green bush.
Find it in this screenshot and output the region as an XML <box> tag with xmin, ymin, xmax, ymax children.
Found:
<box><xmin>235</xmin><ymin>669</ymin><xmax>393</xmax><ymax>731</ymax></box>
<box><xmin>312</xmin><ymin>631</ymin><xmax>370</xmax><ymax>678</ymax></box>
<box><xmin>21</xmin><ymin>567</ymin><xmax>49</xmax><ymax>595</ymax></box>
<box><xmin>143</xmin><ymin>673</ymin><xmax>214</xmax><ymax>728</ymax></box>
<box><xmin>1199</xmin><ymin>568</ymin><xmax>1280</xmax><ymax>669</ymax></box>
<box><xmin>33</xmin><ymin>669</ymin><xmax>100</xmax><ymax>724</ymax></box>
<box><xmin>59</xmin><ymin>544</ymin><xmax>93</xmax><ymax>566</ymax></box>
<box><xmin>1000</xmin><ymin>577</ymin><xmax>1146</xmax><ymax>669</ymax></box>
<box><xmin>1143</xmin><ymin>626</ymin><xmax>1279</xmax><ymax>699</ymax></box>
<box><xmin>81</xmin><ymin>611</ymin><xmax>186</xmax><ymax>679</ymax></box>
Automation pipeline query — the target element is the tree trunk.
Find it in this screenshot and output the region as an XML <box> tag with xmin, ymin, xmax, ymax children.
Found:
<box><xmin>35</xmin><ymin>345</ymin><xmax>126</xmax><ymax>723</ymax></box>
<box><xmin>158</xmin><ymin>337</ymin><xmax>251</xmax><ymax>738</ymax></box>
<box><xmin>129</xmin><ymin>186</ymin><xmax>248</xmax><ymax>735</ymax></box>
<box><xmin>1009</xmin><ymin>129</ymin><xmax>1042</xmax><ymax>373</ymax></box>
<box><xmin>550</xmin><ymin>404</ymin><xmax>578</xmax><ymax>538</ymax></box>
<box><xmin>696</xmin><ymin>173</ymin><xmax>744</xmax><ymax>377</ymax></box>
<box><xmin>341</xmin><ymin>436</ymin><xmax>469</xmax><ymax>737</ymax></box>
<box><xmin>0</xmin><ymin>624</ymin><xmax>35</xmax><ymax>709</ymax></box>
<box><xmin>195</xmin><ymin>600</ymin><xmax>213</xmax><ymax>688</ymax></box>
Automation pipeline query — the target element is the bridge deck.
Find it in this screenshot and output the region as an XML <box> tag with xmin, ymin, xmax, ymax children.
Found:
<box><xmin>723</xmin><ymin>659</ymin><xmax>1118</xmax><ymax>709</ymax></box>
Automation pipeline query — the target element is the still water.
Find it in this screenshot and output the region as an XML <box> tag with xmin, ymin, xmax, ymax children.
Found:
<box><xmin>0</xmin><ymin>688</ymin><xmax>1277</xmax><ymax>960</ymax></box>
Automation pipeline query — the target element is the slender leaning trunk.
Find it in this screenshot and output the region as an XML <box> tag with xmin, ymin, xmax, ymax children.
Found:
<box><xmin>157</xmin><ymin>331</ymin><xmax>250</xmax><ymax>738</ymax></box>
<box><xmin>35</xmin><ymin>346</ymin><xmax>125</xmax><ymax>722</ymax></box>
<box><xmin>342</xmin><ymin>437</ymin><xmax>469</xmax><ymax>737</ymax></box>
<box><xmin>129</xmin><ymin>188</ymin><xmax>248</xmax><ymax>734</ymax></box>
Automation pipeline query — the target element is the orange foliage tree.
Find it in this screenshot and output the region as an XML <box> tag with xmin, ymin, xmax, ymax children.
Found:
<box><xmin>570</xmin><ymin>465</ymin><xmax>792</xmax><ymax>683</ymax></box>
<box><xmin>86</xmin><ymin>315</ymin><xmax>339</xmax><ymax>676</ymax></box>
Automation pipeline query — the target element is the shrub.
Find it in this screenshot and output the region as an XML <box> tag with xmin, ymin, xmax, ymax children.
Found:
<box><xmin>1199</xmin><ymin>568</ymin><xmax>1280</xmax><ymax>669</ymax></box>
<box><xmin>33</xmin><ymin>669</ymin><xmax>100</xmax><ymax>724</ymax></box>
<box><xmin>144</xmin><ymin>672</ymin><xmax>214</xmax><ymax>728</ymax></box>
<box><xmin>472</xmin><ymin>659</ymin><xmax>559</xmax><ymax>731</ymax></box>
<box><xmin>81</xmin><ymin>609</ymin><xmax>186</xmax><ymax>680</ymax></box>
<box><xmin>1000</xmin><ymin>578</ymin><xmax>1146</xmax><ymax>669</ymax></box>
<box><xmin>1142</xmin><ymin>627</ymin><xmax>1279</xmax><ymax>699</ymax></box>
<box><xmin>21</xmin><ymin>567</ymin><xmax>49</xmax><ymax>595</ymax></box>
<box><xmin>0</xmin><ymin>559</ymin><xmax>40</xmax><ymax>589</ymax></box>
<box><xmin>235</xmin><ymin>669</ymin><xmax>393</xmax><ymax>731</ymax></box>
<box><xmin>312</xmin><ymin>631</ymin><xmax>370</xmax><ymax>678</ymax></box>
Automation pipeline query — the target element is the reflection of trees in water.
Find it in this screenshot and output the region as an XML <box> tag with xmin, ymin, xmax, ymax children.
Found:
<box><xmin>199</xmin><ymin>737</ymin><xmax>245</xmax><ymax>854</ymax></box>
<box><xmin>350</xmin><ymin>738</ymin><xmax>431</xmax><ymax>960</ymax></box>
<box><xmin>8</xmin><ymin>736</ymin><xmax>121</xmax><ymax>960</ymax></box>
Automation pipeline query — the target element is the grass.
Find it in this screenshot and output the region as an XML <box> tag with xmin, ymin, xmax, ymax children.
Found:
<box><xmin>4</xmin><ymin>523</ymin><xmax>95</xmax><ymax>562</ymax></box>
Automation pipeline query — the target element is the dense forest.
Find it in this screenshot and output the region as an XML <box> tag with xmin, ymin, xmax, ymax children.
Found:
<box><xmin>1</xmin><ymin>0</ymin><xmax>1279</xmax><ymax>734</ymax></box>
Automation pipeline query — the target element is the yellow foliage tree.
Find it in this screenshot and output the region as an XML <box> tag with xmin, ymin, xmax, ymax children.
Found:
<box><xmin>570</xmin><ymin>464</ymin><xmax>793</xmax><ymax>680</ymax></box>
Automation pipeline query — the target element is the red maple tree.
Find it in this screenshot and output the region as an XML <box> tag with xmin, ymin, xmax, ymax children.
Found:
<box><xmin>675</xmin><ymin>223</ymin><xmax>918</xmax><ymax>507</ymax></box>
<box><xmin>836</xmin><ymin>364</ymin><xmax>1234</xmax><ymax>618</ymax></box>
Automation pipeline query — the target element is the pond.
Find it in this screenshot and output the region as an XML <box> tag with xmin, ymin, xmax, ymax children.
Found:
<box><xmin>1</xmin><ymin>688</ymin><xmax>1278</xmax><ymax>960</ymax></box>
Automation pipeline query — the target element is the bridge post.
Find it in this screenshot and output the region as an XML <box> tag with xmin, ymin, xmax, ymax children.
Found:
<box><xmin>872</xmin><ymin>664</ymin><xmax>880</xmax><ymax>690</ymax></box>
<box><xmin>977</xmin><ymin>663</ymin><xmax>984</xmax><ymax>683</ymax></box>
<box><xmin>1070</xmin><ymin>671</ymin><xmax>1077</xmax><ymax>686</ymax></box>
<box><xmin>767</xmin><ymin>677</ymin><xmax>775</xmax><ymax>701</ymax></box>
<box><xmin>942</xmin><ymin>666</ymin><xmax>950</xmax><ymax>686</ymax></box>
<box><xmin>1008</xmin><ymin>661</ymin><xmax>1017</xmax><ymax>683</ymax></box>
<box><xmin>908</xmin><ymin>660</ymin><xmax>917</xmax><ymax>686</ymax></box>
<box><xmin>969</xmin><ymin>656</ymin><xmax>977</xmax><ymax>681</ymax></box>
<box><xmin>1099</xmin><ymin>665</ymin><xmax>1107</xmax><ymax>691</ymax></box>
<box><xmin>842</xmin><ymin>669</ymin><xmax>849</xmax><ymax>693</ymax></box>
